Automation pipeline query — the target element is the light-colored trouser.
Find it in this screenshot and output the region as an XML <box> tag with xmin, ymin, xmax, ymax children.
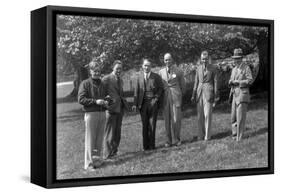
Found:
<box><xmin>163</xmin><ymin>100</ymin><xmax>182</xmax><ymax>145</ymax></box>
<box><xmin>231</xmin><ymin>100</ymin><xmax>248</xmax><ymax>141</ymax></box>
<box><xmin>197</xmin><ymin>93</ymin><xmax>213</xmax><ymax>140</ymax></box>
<box><xmin>84</xmin><ymin>111</ymin><xmax>106</xmax><ymax>169</ymax></box>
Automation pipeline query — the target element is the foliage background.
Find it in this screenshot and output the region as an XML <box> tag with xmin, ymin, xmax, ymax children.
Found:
<box><xmin>56</xmin><ymin>15</ymin><xmax>269</xmax><ymax>98</ymax></box>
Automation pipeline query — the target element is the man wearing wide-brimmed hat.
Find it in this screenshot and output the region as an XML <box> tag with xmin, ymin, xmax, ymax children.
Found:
<box><xmin>228</xmin><ymin>48</ymin><xmax>253</xmax><ymax>141</ymax></box>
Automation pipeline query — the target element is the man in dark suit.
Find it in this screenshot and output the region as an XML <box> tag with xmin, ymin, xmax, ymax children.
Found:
<box><xmin>132</xmin><ymin>58</ymin><xmax>164</xmax><ymax>150</ymax></box>
<box><xmin>102</xmin><ymin>60</ymin><xmax>129</xmax><ymax>159</ymax></box>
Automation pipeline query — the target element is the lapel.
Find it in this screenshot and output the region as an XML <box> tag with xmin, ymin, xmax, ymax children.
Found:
<box><xmin>234</xmin><ymin>66</ymin><xmax>240</xmax><ymax>80</ymax></box>
<box><xmin>111</xmin><ymin>73</ymin><xmax>121</xmax><ymax>92</ymax></box>
<box><xmin>198</xmin><ymin>65</ymin><xmax>203</xmax><ymax>82</ymax></box>
<box><xmin>161</xmin><ymin>68</ymin><xmax>169</xmax><ymax>82</ymax></box>
<box><xmin>139</xmin><ymin>72</ymin><xmax>145</xmax><ymax>89</ymax></box>
<box><xmin>168</xmin><ymin>65</ymin><xmax>176</xmax><ymax>81</ymax></box>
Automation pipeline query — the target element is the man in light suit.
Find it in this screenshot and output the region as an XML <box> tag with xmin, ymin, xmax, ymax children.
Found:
<box><xmin>159</xmin><ymin>53</ymin><xmax>185</xmax><ymax>147</ymax></box>
<box><xmin>102</xmin><ymin>60</ymin><xmax>129</xmax><ymax>159</ymax></box>
<box><xmin>132</xmin><ymin>58</ymin><xmax>164</xmax><ymax>151</ymax></box>
<box><xmin>191</xmin><ymin>51</ymin><xmax>219</xmax><ymax>141</ymax></box>
<box><xmin>229</xmin><ymin>48</ymin><xmax>253</xmax><ymax>141</ymax></box>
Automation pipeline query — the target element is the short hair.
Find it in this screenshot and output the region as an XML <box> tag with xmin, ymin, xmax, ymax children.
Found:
<box><xmin>88</xmin><ymin>61</ymin><xmax>101</xmax><ymax>71</ymax></box>
<box><xmin>164</xmin><ymin>53</ymin><xmax>173</xmax><ymax>59</ymax></box>
<box><xmin>141</xmin><ymin>58</ymin><xmax>152</xmax><ymax>64</ymax></box>
<box><xmin>111</xmin><ymin>60</ymin><xmax>123</xmax><ymax>69</ymax></box>
<box><xmin>201</xmin><ymin>51</ymin><xmax>209</xmax><ymax>58</ymax></box>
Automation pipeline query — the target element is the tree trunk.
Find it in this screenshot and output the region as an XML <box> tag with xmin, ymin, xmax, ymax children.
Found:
<box><xmin>253</xmin><ymin>31</ymin><xmax>268</xmax><ymax>91</ymax></box>
<box><xmin>67</xmin><ymin>66</ymin><xmax>89</xmax><ymax>98</ymax></box>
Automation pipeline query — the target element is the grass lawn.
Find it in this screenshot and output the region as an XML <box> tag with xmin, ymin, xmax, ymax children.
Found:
<box><xmin>56</xmin><ymin>92</ymin><xmax>268</xmax><ymax>180</ymax></box>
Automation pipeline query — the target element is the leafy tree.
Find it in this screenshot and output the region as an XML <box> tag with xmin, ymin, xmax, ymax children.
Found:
<box><xmin>56</xmin><ymin>15</ymin><xmax>268</xmax><ymax>97</ymax></box>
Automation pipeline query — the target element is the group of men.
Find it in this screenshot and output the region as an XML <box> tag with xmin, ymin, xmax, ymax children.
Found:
<box><xmin>78</xmin><ymin>48</ymin><xmax>253</xmax><ymax>170</ymax></box>
<box><xmin>133</xmin><ymin>48</ymin><xmax>253</xmax><ymax>151</ymax></box>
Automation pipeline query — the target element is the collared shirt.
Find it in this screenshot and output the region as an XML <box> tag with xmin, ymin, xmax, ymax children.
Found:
<box><xmin>166</xmin><ymin>66</ymin><xmax>172</xmax><ymax>74</ymax></box>
<box><xmin>144</xmin><ymin>71</ymin><xmax>151</xmax><ymax>81</ymax></box>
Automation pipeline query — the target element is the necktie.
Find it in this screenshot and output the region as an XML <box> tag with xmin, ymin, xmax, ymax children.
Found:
<box><xmin>117</xmin><ymin>77</ymin><xmax>121</xmax><ymax>95</ymax></box>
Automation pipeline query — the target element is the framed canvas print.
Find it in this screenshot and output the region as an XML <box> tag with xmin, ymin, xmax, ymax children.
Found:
<box><xmin>31</xmin><ymin>5</ymin><xmax>274</xmax><ymax>188</ymax></box>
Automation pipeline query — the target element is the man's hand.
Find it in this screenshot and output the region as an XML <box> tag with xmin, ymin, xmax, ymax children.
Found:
<box><xmin>191</xmin><ymin>95</ymin><xmax>196</xmax><ymax>103</ymax></box>
<box><xmin>151</xmin><ymin>98</ymin><xmax>158</xmax><ymax>106</ymax></box>
<box><xmin>232</xmin><ymin>80</ymin><xmax>240</xmax><ymax>85</ymax></box>
<box><xmin>229</xmin><ymin>80</ymin><xmax>239</xmax><ymax>86</ymax></box>
<box><xmin>96</xmin><ymin>99</ymin><xmax>106</xmax><ymax>105</ymax></box>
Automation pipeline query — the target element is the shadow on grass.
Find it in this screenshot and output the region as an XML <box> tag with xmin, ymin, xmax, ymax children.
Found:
<box><xmin>244</xmin><ymin>127</ymin><xmax>268</xmax><ymax>139</ymax></box>
<box><xmin>210</xmin><ymin>127</ymin><xmax>268</xmax><ymax>141</ymax></box>
<box><xmin>211</xmin><ymin>130</ymin><xmax>232</xmax><ymax>140</ymax></box>
<box><xmin>101</xmin><ymin>137</ymin><xmax>203</xmax><ymax>168</ymax></box>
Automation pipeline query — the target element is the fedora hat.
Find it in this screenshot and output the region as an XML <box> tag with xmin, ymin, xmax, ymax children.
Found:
<box><xmin>232</xmin><ymin>48</ymin><xmax>243</xmax><ymax>59</ymax></box>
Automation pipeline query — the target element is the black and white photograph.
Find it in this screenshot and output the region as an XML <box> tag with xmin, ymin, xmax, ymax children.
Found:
<box><xmin>55</xmin><ymin>10</ymin><xmax>272</xmax><ymax>180</ymax></box>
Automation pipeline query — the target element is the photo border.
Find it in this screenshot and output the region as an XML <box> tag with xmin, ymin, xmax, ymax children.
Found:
<box><xmin>31</xmin><ymin>5</ymin><xmax>274</xmax><ymax>188</ymax></box>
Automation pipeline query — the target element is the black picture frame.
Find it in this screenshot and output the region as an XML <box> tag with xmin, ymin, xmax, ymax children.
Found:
<box><xmin>31</xmin><ymin>5</ymin><xmax>274</xmax><ymax>188</ymax></box>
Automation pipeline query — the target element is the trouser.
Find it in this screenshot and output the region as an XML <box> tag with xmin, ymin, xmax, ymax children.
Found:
<box><xmin>103</xmin><ymin>110</ymin><xmax>123</xmax><ymax>158</ymax></box>
<box><xmin>197</xmin><ymin>94</ymin><xmax>213</xmax><ymax>140</ymax></box>
<box><xmin>163</xmin><ymin>100</ymin><xmax>182</xmax><ymax>145</ymax></box>
<box><xmin>140</xmin><ymin>99</ymin><xmax>159</xmax><ymax>150</ymax></box>
<box><xmin>231</xmin><ymin>100</ymin><xmax>248</xmax><ymax>141</ymax></box>
<box><xmin>84</xmin><ymin>111</ymin><xmax>106</xmax><ymax>169</ymax></box>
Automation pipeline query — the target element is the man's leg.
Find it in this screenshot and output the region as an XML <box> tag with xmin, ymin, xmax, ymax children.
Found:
<box><xmin>203</xmin><ymin>100</ymin><xmax>213</xmax><ymax>140</ymax></box>
<box><xmin>237</xmin><ymin>103</ymin><xmax>248</xmax><ymax>141</ymax></box>
<box><xmin>231</xmin><ymin>99</ymin><xmax>237</xmax><ymax>137</ymax></box>
<box><xmin>197</xmin><ymin>96</ymin><xmax>205</xmax><ymax>140</ymax></box>
<box><xmin>163</xmin><ymin>101</ymin><xmax>172</xmax><ymax>146</ymax></box>
<box><xmin>113</xmin><ymin>111</ymin><xmax>123</xmax><ymax>155</ymax></box>
<box><xmin>172</xmin><ymin>104</ymin><xmax>182</xmax><ymax>144</ymax></box>
<box><xmin>103</xmin><ymin>112</ymin><xmax>117</xmax><ymax>159</ymax></box>
<box><xmin>140</xmin><ymin>102</ymin><xmax>149</xmax><ymax>150</ymax></box>
<box><xmin>149</xmin><ymin>100</ymin><xmax>159</xmax><ymax>149</ymax></box>
<box><xmin>94</xmin><ymin>112</ymin><xmax>106</xmax><ymax>157</ymax></box>
<box><xmin>84</xmin><ymin>112</ymin><xmax>99</xmax><ymax>169</ymax></box>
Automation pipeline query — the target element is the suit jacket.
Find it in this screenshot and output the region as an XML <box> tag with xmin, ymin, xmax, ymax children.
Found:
<box><xmin>134</xmin><ymin>71</ymin><xmax>164</xmax><ymax>109</ymax></box>
<box><xmin>229</xmin><ymin>62</ymin><xmax>253</xmax><ymax>104</ymax></box>
<box><xmin>102</xmin><ymin>72</ymin><xmax>129</xmax><ymax>113</ymax></box>
<box><xmin>192</xmin><ymin>64</ymin><xmax>218</xmax><ymax>103</ymax></box>
<box><xmin>159</xmin><ymin>65</ymin><xmax>185</xmax><ymax>108</ymax></box>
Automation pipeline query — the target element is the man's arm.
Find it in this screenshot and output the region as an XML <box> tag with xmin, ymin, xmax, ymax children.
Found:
<box><xmin>239</xmin><ymin>65</ymin><xmax>253</xmax><ymax>88</ymax></box>
<box><xmin>78</xmin><ymin>81</ymin><xmax>95</xmax><ymax>106</ymax></box>
<box><xmin>214</xmin><ymin>67</ymin><xmax>219</xmax><ymax>102</ymax></box>
<box><xmin>154</xmin><ymin>74</ymin><xmax>164</xmax><ymax>101</ymax></box>
<box><xmin>192</xmin><ymin>68</ymin><xmax>199</xmax><ymax>100</ymax></box>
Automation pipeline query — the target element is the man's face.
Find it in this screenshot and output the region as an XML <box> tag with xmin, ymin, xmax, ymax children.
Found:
<box><xmin>90</xmin><ymin>68</ymin><xmax>101</xmax><ymax>79</ymax></box>
<box><xmin>113</xmin><ymin>63</ymin><xmax>123</xmax><ymax>77</ymax></box>
<box><xmin>233</xmin><ymin>58</ymin><xmax>242</xmax><ymax>66</ymax></box>
<box><xmin>164</xmin><ymin>54</ymin><xmax>173</xmax><ymax>67</ymax></box>
<box><xmin>142</xmin><ymin>60</ymin><xmax>151</xmax><ymax>73</ymax></box>
<box><xmin>201</xmin><ymin>56</ymin><xmax>209</xmax><ymax>66</ymax></box>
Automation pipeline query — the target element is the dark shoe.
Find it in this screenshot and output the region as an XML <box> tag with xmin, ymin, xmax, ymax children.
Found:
<box><xmin>86</xmin><ymin>163</ymin><xmax>96</xmax><ymax>172</ymax></box>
